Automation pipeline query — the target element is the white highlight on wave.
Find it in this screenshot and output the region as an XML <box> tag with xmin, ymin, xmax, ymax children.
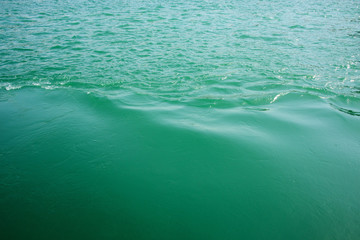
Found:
<box><xmin>270</xmin><ymin>92</ymin><xmax>289</xmax><ymax>104</ymax></box>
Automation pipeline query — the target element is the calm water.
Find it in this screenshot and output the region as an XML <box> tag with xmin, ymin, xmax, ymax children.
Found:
<box><xmin>1</xmin><ymin>0</ymin><xmax>360</xmax><ymax>239</ymax></box>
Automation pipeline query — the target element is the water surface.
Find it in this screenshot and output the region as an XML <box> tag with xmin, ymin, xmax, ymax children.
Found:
<box><xmin>1</xmin><ymin>0</ymin><xmax>360</xmax><ymax>239</ymax></box>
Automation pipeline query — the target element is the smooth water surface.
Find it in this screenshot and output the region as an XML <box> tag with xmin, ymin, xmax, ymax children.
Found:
<box><xmin>1</xmin><ymin>0</ymin><xmax>360</xmax><ymax>239</ymax></box>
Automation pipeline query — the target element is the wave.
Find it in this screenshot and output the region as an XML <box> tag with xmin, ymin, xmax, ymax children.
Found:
<box><xmin>1</xmin><ymin>78</ymin><xmax>359</xmax><ymax>119</ymax></box>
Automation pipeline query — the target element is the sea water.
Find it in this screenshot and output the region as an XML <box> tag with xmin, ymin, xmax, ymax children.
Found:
<box><xmin>1</xmin><ymin>0</ymin><xmax>360</xmax><ymax>239</ymax></box>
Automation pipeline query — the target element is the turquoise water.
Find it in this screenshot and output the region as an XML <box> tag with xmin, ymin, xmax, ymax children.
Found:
<box><xmin>1</xmin><ymin>0</ymin><xmax>360</xmax><ymax>239</ymax></box>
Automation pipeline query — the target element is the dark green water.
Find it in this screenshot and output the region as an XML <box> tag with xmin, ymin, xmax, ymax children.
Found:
<box><xmin>1</xmin><ymin>0</ymin><xmax>360</xmax><ymax>239</ymax></box>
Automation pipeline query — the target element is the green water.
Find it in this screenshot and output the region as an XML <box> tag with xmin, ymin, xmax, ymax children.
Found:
<box><xmin>1</xmin><ymin>0</ymin><xmax>360</xmax><ymax>239</ymax></box>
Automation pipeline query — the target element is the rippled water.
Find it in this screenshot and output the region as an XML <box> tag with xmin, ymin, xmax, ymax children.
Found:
<box><xmin>1</xmin><ymin>0</ymin><xmax>360</xmax><ymax>239</ymax></box>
